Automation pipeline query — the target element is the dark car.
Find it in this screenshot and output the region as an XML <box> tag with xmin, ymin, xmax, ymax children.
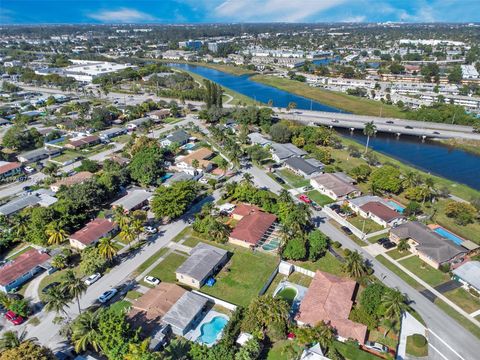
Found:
<box><xmin>42</xmin><ymin>282</ymin><xmax>61</xmax><ymax>294</ymax></box>
<box><xmin>386</xmin><ymin>120</ymin><xmax>394</xmax><ymax>124</ymax></box>
<box><xmin>383</xmin><ymin>241</ymin><xmax>396</xmax><ymax>249</ymax></box>
<box><xmin>405</xmin><ymin>125</ymin><xmax>414</xmax><ymax>129</ymax></box>
<box><xmin>275</xmin><ymin>176</ymin><xmax>286</xmax><ymax>184</ymax></box>
<box><xmin>377</xmin><ymin>237</ymin><xmax>389</xmax><ymax>245</ymax></box>
<box><xmin>433</xmin><ymin>131</ymin><xmax>440</xmax><ymax>135</ymax></box>
<box><xmin>341</xmin><ymin>226</ymin><xmax>353</xmax><ymax>235</ymax></box>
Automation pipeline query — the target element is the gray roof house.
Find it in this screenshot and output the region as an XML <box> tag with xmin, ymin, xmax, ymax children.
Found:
<box><xmin>176</xmin><ymin>243</ymin><xmax>228</xmax><ymax>289</ymax></box>
<box><xmin>111</xmin><ymin>188</ymin><xmax>152</xmax><ymax>213</ymax></box>
<box><xmin>389</xmin><ymin>221</ymin><xmax>467</xmax><ymax>269</ymax></box>
<box><xmin>270</xmin><ymin>143</ymin><xmax>307</xmax><ymax>163</ymax></box>
<box><xmin>0</xmin><ymin>190</ymin><xmax>57</xmax><ymax>216</ymax></box>
<box><xmin>163</xmin><ymin>172</ymin><xmax>195</xmax><ymax>186</ymax></box>
<box><xmin>99</xmin><ymin>127</ymin><xmax>126</xmax><ymax>140</ymax></box>
<box><xmin>161</xmin><ymin>130</ymin><xmax>190</xmax><ymax>147</ymax></box>
<box><xmin>17</xmin><ymin>147</ymin><xmax>62</xmax><ymax>163</ymax></box>
<box><xmin>452</xmin><ymin>261</ymin><xmax>480</xmax><ymax>292</ymax></box>
<box><xmin>284</xmin><ymin>157</ymin><xmax>324</xmax><ymax>178</ymax></box>
<box><xmin>248</xmin><ymin>132</ymin><xmax>271</xmax><ymax>147</ymax></box>
<box><xmin>162</xmin><ymin>292</ymin><xmax>209</xmax><ymax>336</ymax></box>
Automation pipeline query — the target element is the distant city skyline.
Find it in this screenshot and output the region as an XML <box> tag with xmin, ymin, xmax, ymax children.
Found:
<box><xmin>1</xmin><ymin>0</ymin><xmax>480</xmax><ymax>24</ymax></box>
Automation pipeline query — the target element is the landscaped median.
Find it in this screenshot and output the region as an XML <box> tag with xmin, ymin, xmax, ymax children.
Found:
<box><xmin>406</xmin><ymin>334</ymin><xmax>428</xmax><ymax>358</ymax></box>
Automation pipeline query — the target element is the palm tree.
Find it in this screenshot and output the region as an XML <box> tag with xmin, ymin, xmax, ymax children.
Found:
<box><xmin>62</xmin><ymin>269</ymin><xmax>87</xmax><ymax>314</ymax></box>
<box><xmin>11</xmin><ymin>213</ymin><xmax>29</xmax><ymax>239</ymax></box>
<box><xmin>342</xmin><ymin>250</ymin><xmax>368</xmax><ymax>279</ymax></box>
<box><xmin>71</xmin><ymin>310</ymin><xmax>102</xmax><ymax>353</ymax></box>
<box><xmin>218</xmin><ymin>158</ymin><xmax>229</xmax><ymax>175</ymax></box>
<box><xmin>163</xmin><ymin>339</ymin><xmax>190</xmax><ymax>360</ymax></box>
<box><xmin>363</xmin><ymin>121</ymin><xmax>377</xmax><ymax>153</ymax></box>
<box><xmin>43</xmin><ymin>286</ymin><xmax>71</xmax><ymax>316</ymax></box>
<box><xmin>0</xmin><ymin>330</ymin><xmax>37</xmax><ymax>351</ymax></box>
<box><xmin>242</xmin><ymin>173</ymin><xmax>253</xmax><ymax>184</ymax></box>
<box><xmin>98</xmin><ymin>237</ymin><xmax>117</xmax><ymax>261</ymax></box>
<box><xmin>45</xmin><ymin>221</ymin><xmax>68</xmax><ymax>246</ymax></box>
<box><xmin>131</xmin><ymin>219</ymin><xmax>144</xmax><ymax>244</ymax></box>
<box><xmin>278</xmin><ymin>189</ymin><xmax>292</xmax><ymax>203</ymax></box>
<box><xmin>120</xmin><ymin>225</ymin><xmax>136</xmax><ymax>249</ymax></box>
<box><xmin>114</xmin><ymin>206</ymin><xmax>130</xmax><ymax>229</ymax></box>
<box><xmin>397</xmin><ymin>239</ymin><xmax>410</xmax><ymax>252</ymax></box>
<box><xmin>382</xmin><ymin>288</ymin><xmax>407</xmax><ymax>321</ymax></box>
<box><xmin>403</xmin><ymin>170</ymin><xmax>420</xmax><ymax>189</ymax></box>
<box><xmin>124</xmin><ymin>338</ymin><xmax>153</xmax><ymax>360</ymax></box>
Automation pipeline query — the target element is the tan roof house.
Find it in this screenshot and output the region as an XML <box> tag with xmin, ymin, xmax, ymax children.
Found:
<box><xmin>50</xmin><ymin>171</ymin><xmax>94</xmax><ymax>192</ymax></box>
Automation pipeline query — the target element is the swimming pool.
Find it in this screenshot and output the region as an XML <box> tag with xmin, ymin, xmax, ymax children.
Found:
<box><xmin>196</xmin><ymin>316</ymin><xmax>228</xmax><ymax>345</ymax></box>
<box><xmin>433</xmin><ymin>227</ymin><xmax>464</xmax><ymax>246</ymax></box>
<box><xmin>183</xmin><ymin>143</ymin><xmax>195</xmax><ymax>150</ymax></box>
<box><xmin>160</xmin><ymin>173</ymin><xmax>173</xmax><ymax>182</ymax></box>
<box><xmin>386</xmin><ymin>200</ymin><xmax>405</xmax><ymax>213</ymax></box>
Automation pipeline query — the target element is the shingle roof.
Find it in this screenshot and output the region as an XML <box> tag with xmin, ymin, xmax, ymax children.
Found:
<box><xmin>111</xmin><ymin>189</ymin><xmax>152</xmax><ymax>211</ymax></box>
<box><xmin>166</xmin><ymin>130</ymin><xmax>189</xmax><ymax>144</ymax></box>
<box><xmin>390</xmin><ymin>221</ymin><xmax>467</xmax><ymax>263</ymax></box>
<box><xmin>70</xmin><ymin>218</ymin><xmax>117</xmax><ymax>246</ymax></box>
<box><xmin>67</xmin><ymin>135</ymin><xmax>99</xmax><ymax>148</ymax></box>
<box><xmin>285</xmin><ymin>156</ymin><xmax>324</xmax><ymax>175</ymax></box>
<box><xmin>311</xmin><ymin>173</ymin><xmax>359</xmax><ymax>198</ymax></box>
<box><xmin>51</xmin><ymin>171</ymin><xmax>93</xmax><ymax>190</ymax></box>
<box><xmin>452</xmin><ymin>261</ymin><xmax>480</xmax><ymax>290</ymax></box>
<box><xmin>162</xmin><ymin>292</ymin><xmax>209</xmax><ymax>332</ymax></box>
<box><xmin>360</xmin><ymin>201</ymin><xmax>404</xmax><ymax>222</ymax></box>
<box><xmin>0</xmin><ymin>162</ymin><xmax>21</xmax><ymax>176</ymax></box>
<box><xmin>0</xmin><ymin>249</ymin><xmax>50</xmax><ymax>286</ymax></box>
<box><xmin>271</xmin><ymin>143</ymin><xmax>307</xmax><ymax>160</ymax></box>
<box><xmin>230</xmin><ymin>209</ymin><xmax>277</xmax><ymax>245</ymax></box>
<box><xmin>176</xmin><ymin>243</ymin><xmax>227</xmax><ymax>282</ymax></box>
<box><xmin>0</xmin><ymin>195</ymin><xmax>41</xmax><ymax>216</ymax></box>
<box><xmin>296</xmin><ymin>271</ymin><xmax>367</xmax><ymax>344</ymax></box>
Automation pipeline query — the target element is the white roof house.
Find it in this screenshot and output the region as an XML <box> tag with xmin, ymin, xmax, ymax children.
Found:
<box><xmin>452</xmin><ymin>261</ymin><xmax>480</xmax><ymax>292</ymax></box>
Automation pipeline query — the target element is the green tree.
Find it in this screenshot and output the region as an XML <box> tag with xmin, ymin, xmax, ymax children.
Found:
<box><xmin>242</xmin><ymin>296</ymin><xmax>290</xmax><ymax>336</ymax></box>
<box><xmin>308</xmin><ymin>230</ymin><xmax>329</xmax><ymax>261</ymax></box>
<box><xmin>80</xmin><ymin>246</ymin><xmax>107</xmax><ymax>275</ymax></box>
<box><xmin>124</xmin><ymin>338</ymin><xmax>159</xmax><ymax>360</ymax></box>
<box><xmin>235</xmin><ymin>338</ymin><xmax>261</xmax><ymax>360</ymax></box>
<box><xmin>448</xmin><ymin>65</ymin><xmax>463</xmax><ymax>84</ymax></box>
<box><xmin>0</xmin><ymin>340</ymin><xmax>55</xmax><ymax>360</ymax></box>
<box><xmin>360</xmin><ymin>283</ymin><xmax>388</xmax><ymax>317</ymax></box>
<box><xmin>444</xmin><ymin>201</ymin><xmax>477</xmax><ymax>225</ymax></box>
<box><xmin>45</xmin><ymin>221</ymin><xmax>68</xmax><ymax>246</ymax></box>
<box><xmin>43</xmin><ymin>286</ymin><xmax>70</xmax><ymax>315</ymax></box>
<box><xmin>128</xmin><ymin>143</ymin><xmax>165</xmax><ymax>186</ymax></box>
<box><xmin>370</xmin><ymin>165</ymin><xmax>403</xmax><ymax>194</ymax></box>
<box><xmin>397</xmin><ymin>238</ymin><xmax>410</xmax><ymax>252</ymax></box>
<box><xmin>62</xmin><ymin>269</ymin><xmax>87</xmax><ymax>314</ymax></box>
<box><xmin>381</xmin><ymin>288</ymin><xmax>408</xmax><ymax>321</ymax></box>
<box><xmin>343</xmin><ymin>250</ymin><xmax>368</xmax><ymax>280</ymax></box>
<box><xmin>269</xmin><ymin>123</ymin><xmax>292</xmax><ymax>143</ymax></box>
<box><xmin>70</xmin><ymin>310</ymin><xmax>102</xmax><ymax>353</ymax></box>
<box><xmin>282</xmin><ymin>237</ymin><xmax>307</xmax><ymax>260</ymax></box>
<box><xmin>363</xmin><ymin>121</ymin><xmax>377</xmax><ymax>153</ymax></box>
<box><xmin>349</xmin><ymin>164</ymin><xmax>371</xmax><ymax>183</ymax></box>
<box><xmin>0</xmin><ymin>330</ymin><xmax>36</xmax><ymax>351</ymax></box>
<box><xmin>151</xmin><ymin>180</ymin><xmax>198</xmax><ymax>220</ymax></box>
<box><xmin>98</xmin><ymin>237</ymin><xmax>118</xmax><ymax>261</ymax></box>
<box><xmin>120</xmin><ymin>225</ymin><xmax>136</xmax><ymax>248</ymax></box>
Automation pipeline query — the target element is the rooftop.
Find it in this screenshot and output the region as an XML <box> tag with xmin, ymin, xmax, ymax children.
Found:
<box><xmin>284</xmin><ymin>156</ymin><xmax>324</xmax><ymax>175</ymax></box>
<box><xmin>176</xmin><ymin>243</ymin><xmax>227</xmax><ymax>282</ymax></box>
<box><xmin>360</xmin><ymin>201</ymin><xmax>404</xmax><ymax>222</ymax></box>
<box><xmin>0</xmin><ymin>249</ymin><xmax>50</xmax><ymax>286</ymax></box>
<box><xmin>311</xmin><ymin>172</ymin><xmax>359</xmax><ymax>197</ymax></box>
<box><xmin>111</xmin><ymin>188</ymin><xmax>152</xmax><ymax>211</ymax></box>
<box><xmin>0</xmin><ymin>162</ymin><xmax>21</xmax><ymax>175</ymax></box>
<box><xmin>51</xmin><ymin>171</ymin><xmax>93</xmax><ymax>190</ymax></box>
<box><xmin>69</xmin><ymin>218</ymin><xmax>116</xmax><ymax>246</ymax></box>
<box><xmin>230</xmin><ymin>208</ymin><xmax>277</xmax><ymax>245</ymax></box>
<box><xmin>162</xmin><ymin>292</ymin><xmax>209</xmax><ymax>332</ymax></box>
<box><xmin>452</xmin><ymin>261</ymin><xmax>480</xmax><ymax>290</ymax></box>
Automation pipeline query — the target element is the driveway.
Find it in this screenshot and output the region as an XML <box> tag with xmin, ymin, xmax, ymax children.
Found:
<box><xmin>434</xmin><ymin>280</ymin><xmax>462</xmax><ymax>294</ymax></box>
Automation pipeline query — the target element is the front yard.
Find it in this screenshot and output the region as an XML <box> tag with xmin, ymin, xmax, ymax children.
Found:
<box><xmin>347</xmin><ymin>215</ymin><xmax>385</xmax><ymax>234</ymax></box>
<box><xmin>385</xmin><ymin>248</ymin><xmax>412</xmax><ymax>260</ymax></box>
<box><xmin>146</xmin><ymin>252</ymin><xmax>188</xmax><ymax>283</ymax></box>
<box><xmin>276</xmin><ymin>169</ymin><xmax>310</xmax><ymax>188</ymax></box>
<box><xmin>306</xmin><ymin>190</ymin><xmax>334</xmax><ymax>206</ymax></box>
<box><xmin>399</xmin><ymin>256</ymin><xmax>450</xmax><ymax>287</ymax></box>
<box><xmin>443</xmin><ymin>287</ymin><xmax>480</xmax><ymax>313</ymax></box>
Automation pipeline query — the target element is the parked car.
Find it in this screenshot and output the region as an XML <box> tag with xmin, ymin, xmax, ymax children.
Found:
<box><xmin>377</xmin><ymin>237</ymin><xmax>389</xmax><ymax>245</ymax></box>
<box><xmin>386</xmin><ymin>120</ymin><xmax>394</xmax><ymax>124</ymax></box>
<box><xmin>144</xmin><ymin>226</ymin><xmax>157</xmax><ymax>234</ymax></box>
<box><xmin>144</xmin><ymin>276</ymin><xmax>160</xmax><ymax>286</ymax></box>
<box><xmin>42</xmin><ymin>282</ymin><xmax>61</xmax><ymax>294</ymax></box>
<box><xmin>405</xmin><ymin>125</ymin><xmax>414</xmax><ymax>129</ymax></box>
<box><xmin>199</xmin><ymin>178</ymin><xmax>209</xmax><ymax>184</ymax></box>
<box><xmin>364</xmin><ymin>341</ymin><xmax>388</xmax><ymax>353</ymax></box>
<box><xmin>18</xmin><ymin>176</ymin><xmax>28</xmax><ymax>182</ymax></box>
<box><xmin>84</xmin><ymin>273</ymin><xmax>101</xmax><ymax>286</ymax></box>
<box><xmin>98</xmin><ymin>288</ymin><xmax>118</xmax><ymax>303</ymax></box>
<box><xmin>24</xmin><ymin>166</ymin><xmax>35</xmax><ymax>173</ymax></box>
<box><xmin>383</xmin><ymin>241</ymin><xmax>396</xmax><ymax>250</ymax></box>
<box><xmin>303</xmin><ymin>185</ymin><xmax>313</xmax><ymax>191</ymax></box>
<box><xmin>275</xmin><ymin>176</ymin><xmax>285</xmax><ymax>184</ymax></box>
<box><xmin>298</xmin><ymin>194</ymin><xmax>311</xmax><ymax>204</ymax></box>
<box><xmin>341</xmin><ymin>226</ymin><xmax>353</xmax><ymax>235</ymax></box>
<box><xmin>433</xmin><ymin>131</ymin><xmax>440</xmax><ymax>135</ymax></box>
<box><xmin>5</xmin><ymin>310</ymin><xmax>24</xmax><ymax>325</ymax></box>
<box><xmin>310</xmin><ymin>201</ymin><xmax>322</xmax><ymax>211</ymax></box>
<box><xmin>331</xmin><ymin>119</ymin><xmax>339</xmax><ymax>123</ymax></box>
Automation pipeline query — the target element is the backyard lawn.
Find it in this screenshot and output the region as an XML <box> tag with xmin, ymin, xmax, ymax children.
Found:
<box><xmin>277</xmin><ymin>169</ymin><xmax>310</xmax><ymax>188</ymax></box>
<box><xmin>399</xmin><ymin>256</ymin><xmax>450</xmax><ymax>287</ymax></box>
<box><xmin>306</xmin><ymin>190</ymin><xmax>334</xmax><ymax>206</ymax></box>
<box><xmin>200</xmin><ymin>246</ymin><xmax>279</xmax><ymax>307</ymax></box>
<box><xmin>385</xmin><ymin>248</ymin><xmax>412</xmax><ymax>260</ymax></box>
<box><xmin>293</xmin><ymin>252</ymin><xmax>344</xmax><ymax>277</ymax></box>
<box><xmin>433</xmin><ymin>200</ymin><xmax>480</xmax><ymax>245</ymax></box>
<box><xmin>443</xmin><ymin>287</ymin><xmax>480</xmax><ymax>313</ymax></box>
<box><xmin>146</xmin><ymin>252</ymin><xmax>188</xmax><ymax>283</ymax></box>
<box><xmin>287</xmin><ymin>271</ymin><xmax>313</xmax><ymax>288</ymax></box>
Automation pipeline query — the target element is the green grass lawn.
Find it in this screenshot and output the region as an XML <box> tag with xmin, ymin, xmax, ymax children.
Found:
<box><xmin>145</xmin><ymin>252</ymin><xmax>187</xmax><ymax>283</ymax></box>
<box><xmin>306</xmin><ymin>190</ymin><xmax>334</xmax><ymax>206</ymax></box>
<box><xmin>37</xmin><ymin>267</ymin><xmax>83</xmax><ymax>300</ymax></box>
<box><xmin>251</xmin><ymin>75</ymin><xmax>408</xmax><ymax>119</ymax></box>
<box><xmin>399</xmin><ymin>256</ymin><xmax>450</xmax><ymax>287</ymax></box>
<box><xmin>109</xmin><ymin>300</ymin><xmax>131</xmax><ymax>314</ymax></box>
<box><xmin>5</xmin><ymin>245</ymin><xmax>33</xmax><ymax>260</ymax></box>
<box><xmin>406</xmin><ymin>335</ymin><xmax>428</xmax><ymax>357</ymax></box>
<box><xmin>114</xmin><ymin>134</ymin><xmax>131</xmax><ymax>144</ymax></box>
<box><xmin>375</xmin><ymin>255</ymin><xmax>424</xmax><ymax>291</ymax></box>
<box><xmin>443</xmin><ymin>287</ymin><xmax>480</xmax><ymax>313</ymax></box>
<box><xmin>125</xmin><ymin>290</ymin><xmax>143</xmax><ymax>301</ymax></box>
<box><xmin>287</xmin><ymin>271</ymin><xmax>313</xmax><ymax>287</ymax></box>
<box><xmin>434</xmin><ymin>299</ymin><xmax>480</xmax><ymax>339</ymax></box>
<box><xmin>277</xmin><ymin>169</ymin><xmax>310</xmax><ymax>188</ymax></box>
<box><xmin>385</xmin><ymin>248</ymin><xmax>412</xmax><ymax>260</ymax></box>
<box><xmin>266</xmin><ymin>340</ymin><xmax>296</xmax><ymax>360</ymax></box>
<box><xmin>266</xmin><ymin>172</ymin><xmax>291</xmax><ymax>189</ymax></box>
<box><xmin>200</xmin><ymin>246</ymin><xmax>279</xmax><ymax>307</ymax></box>
<box><xmin>293</xmin><ymin>252</ymin><xmax>344</xmax><ymax>276</ymax></box>
<box><xmin>334</xmin><ymin>341</ymin><xmax>379</xmax><ymax>360</ymax></box>
<box><xmin>347</xmin><ymin>215</ymin><xmax>384</xmax><ymax>234</ymax></box>
<box><xmin>133</xmin><ymin>247</ymin><xmax>170</xmax><ymax>277</ymax></box>
<box><xmin>367</xmin><ymin>233</ymin><xmax>389</xmax><ymax>244</ymax></box>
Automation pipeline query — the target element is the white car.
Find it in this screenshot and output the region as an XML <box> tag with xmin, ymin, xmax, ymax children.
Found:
<box><xmin>199</xmin><ymin>178</ymin><xmax>209</xmax><ymax>184</ymax></box>
<box><xmin>364</xmin><ymin>341</ymin><xmax>388</xmax><ymax>353</ymax></box>
<box><xmin>98</xmin><ymin>288</ymin><xmax>118</xmax><ymax>303</ymax></box>
<box><xmin>144</xmin><ymin>226</ymin><xmax>157</xmax><ymax>234</ymax></box>
<box><xmin>24</xmin><ymin>166</ymin><xmax>35</xmax><ymax>173</ymax></box>
<box><xmin>144</xmin><ymin>276</ymin><xmax>160</xmax><ymax>286</ymax></box>
<box><xmin>84</xmin><ymin>273</ymin><xmax>101</xmax><ymax>286</ymax></box>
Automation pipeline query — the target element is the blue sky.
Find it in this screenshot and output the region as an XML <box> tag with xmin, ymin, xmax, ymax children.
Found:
<box><xmin>1</xmin><ymin>0</ymin><xmax>479</xmax><ymax>24</ymax></box>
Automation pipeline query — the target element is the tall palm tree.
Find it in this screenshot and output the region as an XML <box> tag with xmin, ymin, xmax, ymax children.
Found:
<box><xmin>0</xmin><ymin>330</ymin><xmax>37</xmax><ymax>351</ymax></box>
<box><xmin>45</xmin><ymin>222</ymin><xmax>68</xmax><ymax>246</ymax></box>
<box><xmin>403</xmin><ymin>170</ymin><xmax>420</xmax><ymax>189</ymax></box>
<box><xmin>71</xmin><ymin>310</ymin><xmax>102</xmax><ymax>353</ymax></box>
<box><xmin>131</xmin><ymin>219</ymin><xmax>144</xmax><ymax>244</ymax></box>
<box><xmin>11</xmin><ymin>213</ymin><xmax>29</xmax><ymax>239</ymax></box>
<box><xmin>62</xmin><ymin>269</ymin><xmax>87</xmax><ymax>314</ymax></box>
<box><xmin>382</xmin><ymin>288</ymin><xmax>407</xmax><ymax>321</ymax></box>
<box><xmin>242</xmin><ymin>173</ymin><xmax>253</xmax><ymax>184</ymax></box>
<box><xmin>342</xmin><ymin>250</ymin><xmax>368</xmax><ymax>279</ymax></box>
<box><xmin>163</xmin><ymin>339</ymin><xmax>190</xmax><ymax>360</ymax></box>
<box><xmin>120</xmin><ymin>225</ymin><xmax>136</xmax><ymax>249</ymax></box>
<box><xmin>114</xmin><ymin>206</ymin><xmax>130</xmax><ymax>229</ymax></box>
<box><xmin>43</xmin><ymin>286</ymin><xmax>71</xmax><ymax>316</ymax></box>
<box><xmin>98</xmin><ymin>237</ymin><xmax>117</xmax><ymax>261</ymax></box>
<box><xmin>363</xmin><ymin>121</ymin><xmax>377</xmax><ymax>153</ymax></box>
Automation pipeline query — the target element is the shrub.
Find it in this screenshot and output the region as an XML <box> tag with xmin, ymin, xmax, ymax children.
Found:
<box><xmin>439</xmin><ymin>263</ymin><xmax>451</xmax><ymax>273</ymax></box>
<box><xmin>412</xmin><ymin>334</ymin><xmax>427</xmax><ymax>347</ymax></box>
<box><xmin>332</xmin><ymin>241</ymin><xmax>342</xmax><ymax>249</ymax></box>
<box><xmin>343</xmin><ymin>248</ymin><xmax>351</xmax><ymax>256</ymax></box>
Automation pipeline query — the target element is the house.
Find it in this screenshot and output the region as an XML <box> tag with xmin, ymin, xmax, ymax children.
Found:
<box><xmin>348</xmin><ymin>196</ymin><xmax>405</xmax><ymax>228</ymax></box>
<box><xmin>229</xmin><ymin>204</ymin><xmax>277</xmax><ymax>248</ymax></box>
<box><xmin>270</xmin><ymin>143</ymin><xmax>307</xmax><ymax>163</ymax></box>
<box><xmin>0</xmin><ymin>161</ymin><xmax>22</xmax><ymax>180</ymax></box>
<box><xmin>0</xmin><ymin>191</ymin><xmax>57</xmax><ymax>217</ymax></box>
<box><xmin>129</xmin><ymin>282</ymin><xmax>186</xmax><ymax>330</ymax></box>
<box><xmin>17</xmin><ymin>147</ymin><xmax>62</xmax><ymax>163</ymax></box>
<box><xmin>452</xmin><ymin>261</ymin><xmax>480</xmax><ymax>293</ymax></box>
<box><xmin>161</xmin><ymin>292</ymin><xmax>209</xmax><ymax>336</ymax></box>
<box><xmin>284</xmin><ymin>157</ymin><xmax>324</xmax><ymax>178</ymax></box>
<box><xmin>111</xmin><ymin>188</ymin><xmax>152</xmax><ymax>213</ymax></box>
<box><xmin>248</xmin><ymin>132</ymin><xmax>271</xmax><ymax>147</ymax></box>
<box><xmin>127</xmin><ymin>117</ymin><xmax>152</xmax><ymax>131</ymax></box>
<box><xmin>389</xmin><ymin>222</ymin><xmax>468</xmax><ymax>269</ymax></box>
<box><xmin>296</xmin><ymin>271</ymin><xmax>367</xmax><ymax>344</ymax></box>
<box><xmin>69</xmin><ymin>218</ymin><xmax>118</xmax><ymax>250</ymax></box>
<box><xmin>148</xmin><ymin>109</ymin><xmax>171</xmax><ymax>121</ymax></box>
<box><xmin>176</xmin><ymin>243</ymin><xmax>228</xmax><ymax>289</ymax></box>
<box><xmin>176</xmin><ymin>148</ymin><xmax>214</xmax><ymax>175</ymax></box>
<box><xmin>108</xmin><ymin>155</ymin><xmax>130</xmax><ymax>166</ymax></box>
<box><xmin>99</xmin><ymin>127</ymin><xmax>126</xmax><ymax>141</ymax></box>
<box><xmin>163</xmin><ymin>172</ymin><xmax>195</xmax><ymax>186</ymax></box>
<box><xmin>0</xmin><ymin>249</ymin><xmax>51</xmax><ymax>292</ymax></box>
<box><xmin>310</xmin><ymin>173</ymin><xmax>360</xmax><ymax>201</ymax></box>
<box><xmin>50</xmin><ymin>171</ymin><xmax>93</xmax><ymax>192</ymax></box>
<box><xmin>65</xmin><ymin>135</ymin><xmax>100</xmax><ymax>150</ymax></box>
<box><xmin>160</xmin><ymin>130</ymin><xmax>190</xmax><ymax>147</ymax></box>
<box><xmin>300</xmin><ymin>343</ymin><xmax>330</xmax><ymax>360</ymax></box>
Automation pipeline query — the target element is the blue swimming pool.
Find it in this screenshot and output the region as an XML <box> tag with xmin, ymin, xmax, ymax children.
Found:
<box><xmin>183</xmin><ymin>143</ymin><xmax>195</xmax><ymax>150</ymax></box>
<box><xmin>197</xmin><ymin>316</ymin><xmax>228</xmax><ymax>345</ymax></box>
<box><xmin>387</xmin><ymin>200</ymin><xmax>405</xmax><ymax>213</ymax></box>
<box><xmin>433</xmin><ymin>227</ymin><xmax>464</xmax><ymax>246</ymax></box>
<box><xmin>160</xmin><ymin>173</ymin><xmax>173</xmax><ymax>182</ymax></box>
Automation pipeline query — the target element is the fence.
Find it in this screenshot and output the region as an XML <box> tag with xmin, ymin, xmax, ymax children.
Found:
<box><xmin>258</xmin><ymin>263</ymin><xmax>280</xmax><ymax>295</ymax></box>
<box><xmin>192</xmin><ymin>290</ymin><xmax>237</xmax><ymax>311</ymax></box>
<box><xmin>291</xmin><ymin>264</ymin><xmax>316</xmax><ymax>278</ymax></box>
<box><xmin>366</xmin><ymin>228</ymin><xmax>389</xmax><ymax>239</ymax></box>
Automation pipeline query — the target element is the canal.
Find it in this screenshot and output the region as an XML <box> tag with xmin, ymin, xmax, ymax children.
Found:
<box><xmin>170</xmin><ymin>63</ymin><xmax>480</xmax><ymax>191</ymax></box>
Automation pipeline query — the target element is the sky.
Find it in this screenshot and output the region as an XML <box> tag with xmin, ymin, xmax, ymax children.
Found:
<box><xmin>1</xmin><ymin>0</ymin><xmax>479</xmax><ymax>24</ymax></box>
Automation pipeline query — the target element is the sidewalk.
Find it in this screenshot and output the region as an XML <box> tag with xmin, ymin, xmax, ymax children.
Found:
<box><xmin>397</xmin><ymin>312</ymin><xmax>426</xmax><ymax>360</ymax></box>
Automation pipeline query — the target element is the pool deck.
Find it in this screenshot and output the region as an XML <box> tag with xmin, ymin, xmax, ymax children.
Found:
<box><xmin>273</xmin><ymin>280</ymin><xmax>308</xmax><ymax>316</ymax></box>
<box><xmin>185</xmin><ymin>310</ymin><xmax>229</xmax><ymax>347</ymax></box>
<box><xmin>427</xmin><ymin>224</ymin><xmax>479</xmax><ymax>251</ymax></box>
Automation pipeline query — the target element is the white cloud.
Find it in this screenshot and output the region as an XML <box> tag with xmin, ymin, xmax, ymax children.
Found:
<box><xmin>214</xmin><ymin>0</ymin><xmax>347</xmax><ymax>22</ymax></box>
<box><xmin>341</xmin><ymin>15</ymin><xmax>367</xmax><ymax>23</ymax></box>
<box><xmin>88</xmin><ymin>8</ymin><xmax>155</xmax><ymax>23</ymax></box>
